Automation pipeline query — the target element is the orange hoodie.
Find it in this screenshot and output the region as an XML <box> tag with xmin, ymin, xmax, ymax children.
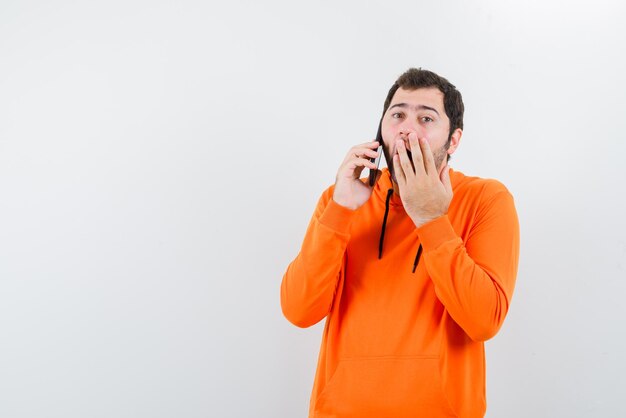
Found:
<box><xmin>281</xmin><ymin>167</ymin><xmax>520</xmax><ymax>418</ymax></box>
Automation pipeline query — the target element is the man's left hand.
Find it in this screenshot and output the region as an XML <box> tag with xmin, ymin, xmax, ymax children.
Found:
<box><xmin>392</xmin><ymin>133</ymin><xmax>453</xmax><ymax>228</ymax></box>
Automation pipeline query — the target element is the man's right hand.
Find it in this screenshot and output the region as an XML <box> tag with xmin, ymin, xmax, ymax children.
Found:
<box><xmin>332</xmin><ymin>140</ymin><xmax>381</xmax><ymax>210</ymax></box>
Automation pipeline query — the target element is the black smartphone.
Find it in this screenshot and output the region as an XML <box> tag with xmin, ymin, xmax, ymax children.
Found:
<box><xmin>368</xmin><ymin>119</ymin><xmax>384</xmax><ymax>187</ymax></box>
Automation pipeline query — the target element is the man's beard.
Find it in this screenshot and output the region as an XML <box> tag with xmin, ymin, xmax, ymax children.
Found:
<box><xmin>384</xmin><ymin>141</ymin><xmax>449</xmax><ymax>184</ymax></box>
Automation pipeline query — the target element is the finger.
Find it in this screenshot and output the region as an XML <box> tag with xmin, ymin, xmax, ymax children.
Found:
<box><xmin>418</xmin><ymin>136</ymin><xmax>436</xmax><ymax>176</ymax></box>
<box><xmin>408</xmin><ymin>133</ymin><xmax>425</xmax><ymax>175</ymax></box>
<box><xmin>356</xmin><ymin>147</ymin><xmax>380</xmax><ymax>159</ymax></box>
<box><xmin>440</xmin><ymin>164</ymin><xmax>453</xmax><ymax>195</ymax></box>
<box><xmin>392</xmin><ymin>153</ymin><xmax>406</xmax><ymax>186</ymax></box>
<box><xmin>342</xmin><ymin>157</ymin><xmax>377</xmax><ymax>180</ymax></box>
<box><xmin>345</xmin><ymin>157</ymin><xmax>378</xmax><ymax>172</ymax></box>
<box><xmin>344</xmin><ymin>144</ymin><xmax>380</xmax><ymax>163</ymax></box>
<box><xmin>354</xmin><ymin>140</ymin><xmax>380</xmax><ymax>150</ymax></box>
<box><xmin>396</xmin><ymin>139</ymin><xmax>415</xmax><ymax>178</ymax></box>
<box><xmin>338</xmin><ymin>155</ymin><xmax>378</xmax><ymax>178</ymax></box>
<box><xmin>351</xmin><ymin>149</ymin><xmax>380</xmax><ymax>167</ymax></box>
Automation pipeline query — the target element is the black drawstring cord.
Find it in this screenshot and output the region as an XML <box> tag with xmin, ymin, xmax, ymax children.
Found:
<box><xmin>377</xmin><ymin>186</ymin><xmax>423</xmax><ymax>273</ymax></box>
<box><xmin>378</xmin><ymin>188</ymin><xmax>394</xmax><ymax>259</ymax></box>
<box><xmin>412</xmin><ymin>244</ymin><xmax>423</xmax><ymax>273</ymax></box>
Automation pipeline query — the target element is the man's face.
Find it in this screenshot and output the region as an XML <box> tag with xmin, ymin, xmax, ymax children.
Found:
<box><xmin>381</xmin><ymin>87</ymin><xmax>461</xmax><ymax>183</ymax></box>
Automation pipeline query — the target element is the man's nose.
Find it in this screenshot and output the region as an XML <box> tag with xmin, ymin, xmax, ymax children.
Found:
<box><xmin>398</xmin><ymin>117</ymin><xmax>421</xmax><ymax>136</ymax></box>
<box><xmin>399</xmin><ymin>127</ymin><xmax>420</xmax><ymax>139</ymax></box>
<box><xmin>399</xmin><ymin>128</ymin><xmax>412</xmax><ymax>138</ymax></box>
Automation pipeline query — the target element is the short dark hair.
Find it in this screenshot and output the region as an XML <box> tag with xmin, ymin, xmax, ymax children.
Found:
<box><xmin>382</xmin><ymin>68</ymin><xmax>464</xmax><ymax>143</ymax></box>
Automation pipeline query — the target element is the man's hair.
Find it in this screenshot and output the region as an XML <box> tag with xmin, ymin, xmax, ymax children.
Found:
<box><xmin>382</xmin><ymin>68</ymin><xmax>464</xmax><ymax>143</ymax></box>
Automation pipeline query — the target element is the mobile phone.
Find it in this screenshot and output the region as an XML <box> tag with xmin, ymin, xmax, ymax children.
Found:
<box><xmin>368</xmin><ymin>119</ymin><xmax>384</xmax><ymax>187</ymax></box>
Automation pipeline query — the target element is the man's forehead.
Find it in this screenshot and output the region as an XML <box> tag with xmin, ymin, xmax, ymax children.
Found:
<box><xmin>389</xmin><ymin>87</ymin><xmax>444</xmax><ymax>110</ymax></box>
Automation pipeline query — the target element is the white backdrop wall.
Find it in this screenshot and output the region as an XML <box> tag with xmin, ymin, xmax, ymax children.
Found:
<box><xmin>1</xmin><ymin>1</ymin><xmax>625</xmax><ymax>417</ymax></box>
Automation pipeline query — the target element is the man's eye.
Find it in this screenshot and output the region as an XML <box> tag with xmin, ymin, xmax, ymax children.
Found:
<box><xmin>392</xmin><ymin>113</ymin><xmax>403</xmax><ymax>119</ymax></box>
<box><xmin>421</xmin><ymin>116</ymin><xmax>434</xmax><ymax>123</ymax></box>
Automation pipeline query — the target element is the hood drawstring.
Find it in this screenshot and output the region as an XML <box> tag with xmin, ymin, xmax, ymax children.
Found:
<box><xmin>412</xmin><ymin>244</ymin><xmax>423</xmax><ymax>273</ymax></box>
<box><xmin>378</xmin><ymin>188</ymin><xmax>394</xmax><ymax>259</ymax></box>
<box><xmin>377</xmin><ymin>187</ymin><xmax>423</xmax><ymax>273</ymax></box>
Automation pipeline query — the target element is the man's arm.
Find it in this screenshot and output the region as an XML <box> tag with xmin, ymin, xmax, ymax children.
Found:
<box><xmin>281</xmin><ymin>140</ymin><xmax>380</xmax><ymax>328</ymax></box>
<box><xmin>417</xmin><ymin>187</ymin><xmax>520</xmax><ymax>341</ymax></box>
<box><xmin>393</xmin><ymin>134</ymin><xmax>520</xmax><ymax>342</ymax></box>
<box><xmin>280</xmin><ymin>186</ymin><xmax>357</xmax><ymax>328</ymax></box>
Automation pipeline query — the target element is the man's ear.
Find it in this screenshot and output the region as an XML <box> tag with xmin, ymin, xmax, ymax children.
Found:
<box><xmin>447</xmin><ymin>128</ymin><xmax>462</xmax><ymax>156</ymax></box>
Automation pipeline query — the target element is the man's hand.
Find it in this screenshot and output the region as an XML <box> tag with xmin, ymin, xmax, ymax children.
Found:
<box><xmin>392</xmin><ymin>133</ymin><xmax>453</xmax><ymax>228</ymax></box>
<box><xmin>333</xmin><ymin>140</ymin><xmax>381</xmax><ymax>210</ymax></box>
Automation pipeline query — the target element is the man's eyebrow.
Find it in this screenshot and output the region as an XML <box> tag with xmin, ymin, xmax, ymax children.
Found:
<box><xmin>388</xmin><ymin>103</ymin><xmax>440</xmax><ymax>116</ymax></box>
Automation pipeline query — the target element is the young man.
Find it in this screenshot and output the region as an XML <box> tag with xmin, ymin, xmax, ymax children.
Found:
<box><xmin>280</xmin><ymin>68</ymin><xmax>520</xmax><ymax>418</ymax></box>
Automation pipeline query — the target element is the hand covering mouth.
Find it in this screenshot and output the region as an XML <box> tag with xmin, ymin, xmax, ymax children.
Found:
<box><xmin>393</xmin><ymin>145</ymin><xmax>415</xmax><ymax>170</ymax></box>
<box><xmin>393</xmin><ymin>144</ymin><xmax>413</xmax><ymax>161</ymax></box>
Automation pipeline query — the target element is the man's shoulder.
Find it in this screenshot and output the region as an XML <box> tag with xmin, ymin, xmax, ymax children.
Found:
<box><xmin>452</xmin><ymin>168</ymin><xmax>513</xmax><ymax>200</ymax></box>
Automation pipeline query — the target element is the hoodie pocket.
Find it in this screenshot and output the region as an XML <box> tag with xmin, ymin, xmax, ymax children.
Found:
<box><xmin>313</xmin><ymin>356</ymin><xmax>457</xmax><ymax>418</ymax></box>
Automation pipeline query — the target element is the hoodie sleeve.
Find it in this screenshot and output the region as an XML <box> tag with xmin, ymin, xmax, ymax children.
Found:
<box><xmin>280</xmin><ymin>186</ymin><xmax>357</xmax><ymax>328</ymax></box>
<box><xmin>416</xmin><ymin>184</ymin><xmax>520</xmax><ymax>342</ymax></box>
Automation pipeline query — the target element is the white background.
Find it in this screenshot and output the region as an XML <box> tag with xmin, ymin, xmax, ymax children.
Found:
<box><xmin>1</xmin><ymin>0</ymin><xmax>625</xmax><ymax>417</ymax></box>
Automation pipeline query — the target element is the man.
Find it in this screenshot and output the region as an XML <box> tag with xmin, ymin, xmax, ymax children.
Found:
<box><xmin>280</xmin><ymin>68</ymin><xmax>519</xmax><ymax>418</ymax></box>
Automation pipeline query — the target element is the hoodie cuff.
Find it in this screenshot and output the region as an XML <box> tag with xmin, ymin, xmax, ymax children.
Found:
<box><xmin>319</xmin><ymin>198</ymin><xmax>357</xmax><ymax>235</ymax></box>
<box><xmin>415</xmin><ymin>215</ymin><xmax>459</xmax><ymax>251</ymax></box>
